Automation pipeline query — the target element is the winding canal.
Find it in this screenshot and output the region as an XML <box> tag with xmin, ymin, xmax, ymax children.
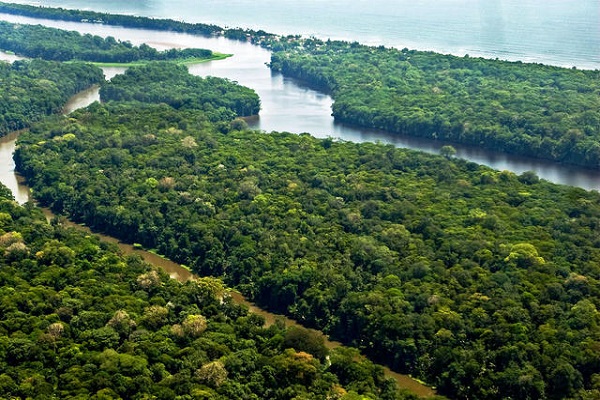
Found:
<box><xmin>0</xmin><ymin>12</ymin><xmax>599</xmax><ymax>190</ymax></box>
<box><xmin>1</xmin><ymin>84</ymin><xmax>438</xmax><ymax>398</ymax></box>
<box><xmin>1</xmin><ymin>8</ymin><xmax>597</xmax><ymax>399</ymax></box>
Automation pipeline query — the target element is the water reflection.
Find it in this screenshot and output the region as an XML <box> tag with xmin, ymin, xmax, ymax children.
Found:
<box><xmin>0</xmin><ymin>50</ymin><xmax>24</xmax><ymax>63</ymax></box>
<box><xmin>0</xmin><ymin>13</ymin><xmax>598</xmax><ymax>190</ymax></box>
<box><xmin>62</xmin><ymin>85</ymin><xmax>101</xmax><ymax>114</ymax></box>
<box><xmin>0</xmin><ymin>131</ymin><xmax>30</xmax><ymax>204</ymax></box>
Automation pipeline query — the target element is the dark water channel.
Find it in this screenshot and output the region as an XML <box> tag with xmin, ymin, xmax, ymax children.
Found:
<box><xmin>0</xmin><ymin>81</ymin><xmax>438</xmax><ymax>397</ymax></box>
<box><xmin>0</xmin><ymin>11</ymin><xmax>597</xmax><ymax>396</ymax></box>
<box><xmin>0</xmin><ymin>13</ymin><xmax>599</xmax><ymax>190</ymax></box>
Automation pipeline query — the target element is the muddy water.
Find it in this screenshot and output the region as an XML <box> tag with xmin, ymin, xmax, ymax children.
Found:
<box><xmin>0</xmin><ymin>130</ymin><xmax>31</xmax><ymax>204</ymax></box>
<box><xmin>1</xmin><ymin>59</ymin><xmax>438</xmax><ymax>398</ymax></box>
<box><xmin>45</xmin><ymin>209</ymin><xmax>436</xmax><ymax>398</ymax></box>
<box><xmin>62</xmin><ymin>85</ymin><xmax>101</xmax><ymax>114</ymax></box>
<box><xmin>1</xmin><ymin>13</ymin><xmax>599</xmax><ymax>190</ymax></box>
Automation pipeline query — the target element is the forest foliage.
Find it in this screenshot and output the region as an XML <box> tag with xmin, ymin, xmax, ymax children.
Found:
<box><xmin>15</xmin><ymin>69</ymin><xmax>600</xmax><ymax>398</ymax></box>
<box><xmin>0</xmin><ymin>20</ymin><xmax>216</xmax><ymax>63</ymax></box>
<box><xmin>100</xmin><ymin>63</ymin><xmax>261</xmax><ymax>117</ymax></box>
<box><xmin>0</xmin><ymin>190</ymin><xmax>411</xmax><ymax>399</ymax></box>
<box><xmin>2</xmin><ymin>5</ymin><xmax>600</xmax><ymax>399</ymax></box>
<box><xmin>269</xmin><ymin>39</ymin><xmax>600</xmax><ymax>168</ymax></box>
<box><xmin>0</xmin><ymin>1</ymin><xmax>275</xmax><ymax>43</ymax></box>
<box><xmin>0</xmin><ymin>59</ymin><xmax>103</xmax><ymax>135</ymax></box>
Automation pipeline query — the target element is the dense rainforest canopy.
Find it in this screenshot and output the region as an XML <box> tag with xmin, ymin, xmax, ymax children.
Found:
<box><xmin>100</xmin><ymin>63</ymin><xmax>261</xmax><ymax>117</ymax></box>
<box><xmin>0</xmin><ymin>20</ymin><xmax>217</xmax><ymax>63</ymax></box>
<box><xmin>14</xmin><ymin>62</ymin><xmax>600</xmax><ymax>399</ymax></box>
<box><xmin>269</xmin><ymin>39</ymin><xmax>600</xmax><ymax>169</ymax></box>
<box><xmin>2</xmin><ymin>4</ymin><xmax>600</xmax><ymax>399</ymax></box>
<box><xmin>0</xmin><ymin>59</ymin><xmax>103</xmax><ymax>135</ymax></box>
<box><xmin>0</xmin><ymin>1</ymin><xmax>275</xmax><ymax>43</ymax></box>
<box><xmin>0</xmin><ymin>189</ymin><xmax>413</xmax><ymax>399</ymax></box>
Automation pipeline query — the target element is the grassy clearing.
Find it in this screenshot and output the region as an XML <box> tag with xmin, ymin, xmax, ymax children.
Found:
<box><xmin>73</xmin><ymin>53</ymin><xmax>232</xmax><ymax>67</ymax></box>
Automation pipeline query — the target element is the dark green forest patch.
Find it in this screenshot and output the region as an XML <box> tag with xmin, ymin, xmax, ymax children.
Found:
<box><xmin>15</xmin><ymin>97</ymin><xmax>600</xmax><ymax>399</ymax></box>
<box><xmin>270</xmin><ymin>39</ymin><xmax>600</xmax><ymax>168</ymax></box>
<box><xmin>100</xmin><ymin>63</ymin><xmax>260</xmax><ymax>117</ymax></box>
<box><xmin>0</xmin><ymin>59</ymin><xmax>103</xmax><ymax>135</ymax></box>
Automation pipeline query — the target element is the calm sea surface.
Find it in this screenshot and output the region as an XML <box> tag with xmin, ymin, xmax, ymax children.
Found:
<box><xmin>12</xmin><ymin>0</ymin><xmax>600</xmax><ymax>69</ymax></box>
<box><xmin>0</xmin><ymin>2</ymin><xmax>595</xmax><ymax>394</ymax></box>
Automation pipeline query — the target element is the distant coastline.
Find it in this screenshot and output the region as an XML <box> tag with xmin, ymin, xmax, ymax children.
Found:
<box><xmin>0</xmin><ymin>2</ymin><xmax>278</xmax><ymax>44</ymax></box>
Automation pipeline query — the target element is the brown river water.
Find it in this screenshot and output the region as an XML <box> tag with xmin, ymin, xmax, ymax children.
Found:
<box><xmin>0</xmin><ymin>12</ymin><xmax>599</xmax><ymax>190</ymax></box>
<box><xmin>40</xmin><ymin>207</ymin><xmax>437</xmax><ymax>398</ymax></box>
<box><xmin>0</xmin><ymin>84</ymin><xmax>437</xmax><ymax>398</ymax></box>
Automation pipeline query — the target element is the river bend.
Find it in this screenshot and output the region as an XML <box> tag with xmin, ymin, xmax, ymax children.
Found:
<box><xmin>0</xmin><ymin>13</ymin><xmax>599</xmax><ymax>190</ymax></box>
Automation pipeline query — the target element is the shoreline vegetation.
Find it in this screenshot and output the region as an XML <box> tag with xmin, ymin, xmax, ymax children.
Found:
<box><xmin>0</xmin><ymin>1</ymin><xmax>598</xmax><ymax>169</ymax></box>
<box><xmin>15</xmin><ymin>62</ymin><xmax>600</xmax><ymax>400</ymax></box>
<box><xmin>99</xmin><ymin>63</ymin><xmax>261</xmax><ymax>117</ymax></box>
<box><xmin>86</xmin><ymin>52</ymin><xmax>232</xmax><ymax>68</ymax></box>
<box><xmin>268</xmin><ymin>40</ymin><xmax>600</xmax><ymax>169</ymax></box>
<box><xmin>0</xmin><ymin>19</ymin><xmax>221</xmax><ymax>64</ymax></box>
<box><xmin>2</xmin><ymin>2</ymin><xmax>600</xmax><ymax>399</ymax></box>
<box><xmin>0</xmin><ymin>192</ymin><xmax>424</xmax><ymax>400</ymax></box>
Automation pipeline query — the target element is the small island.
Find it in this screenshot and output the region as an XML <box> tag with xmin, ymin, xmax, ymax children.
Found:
<box><xmin>0</xmin><ymin>20</ymin><xmax>229</xmax><ymax>65</ymax></box>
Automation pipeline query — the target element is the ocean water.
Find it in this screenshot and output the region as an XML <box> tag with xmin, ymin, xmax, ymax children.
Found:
<box><xmin>1</xmin><ymin>3</ymin><xmax>599</xmax><ymax>189</ymax></box>
<box><xmin>12</xmin><ymin>0</ymin><xmax>600</xmax><ymax>69</ymax></box>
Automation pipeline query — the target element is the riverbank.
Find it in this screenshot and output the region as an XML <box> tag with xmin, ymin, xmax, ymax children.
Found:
<box><xmin>270</xmin><ymin>39</ymin><xmax>600</xmax><ymax>170</ymax></box>
<box><xmin>3</xmin><ymin>193</ymin><xmax>424</xmax><ymax>399</ymax></box>
<box><xmin>1</xmin><ymin>3</ymin><xmax>599</xmax><ymax>399</ymax></box>
<box><xmin>38</xmin><ymin>207</ymin><xmax>438</xmax><ymax>398</ymax></box>
<box><xmin>1</xmin><ymin>11</ymin><xmax>598</xmax><ymax>189</ymax></box>
<box><xmin>0</xmin><ymin>130</ymin><xmax>30</xmax><ymax>204</ymax></box>
<box><xmin>86</xmin><ymin>52</ymin><xmax>232</xmax><ymax>67</ymax></box>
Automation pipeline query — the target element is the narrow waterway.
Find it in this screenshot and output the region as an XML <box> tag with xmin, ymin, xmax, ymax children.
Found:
<box><xmin>0</xmin><ymin>130</ymin><xmax>30</xmax><ymax>204</ymax></box>
<box><xmin>0</xmin><ymin>12</ymin><xmax>599</xmax><ymax>190</ymax></box>
<box><xmin>41</xmin><ymin>204</ymin><xmax>437</xmax><ymax>397</ymax></box>
<box><xmin>2</xmin><ymin>83</ymin><xmax>437</xmax><ymax>398</ymax></box>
